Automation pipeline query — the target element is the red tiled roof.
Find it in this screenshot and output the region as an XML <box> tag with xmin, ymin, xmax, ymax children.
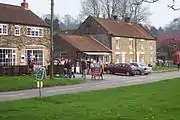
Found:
<box><xmin>0</xmin><ymin>3</ymin><xmax>47</xmax><ymax>27</ymax></box>
<box><xmin>93</xmin><ymin>17</ymin><xmax>155</xmax><ymax>40</ymax></box>
<box><xmin>57</xmin><ymin>34</ymin><xmax>110</xmax><ymax>52</ymax></box>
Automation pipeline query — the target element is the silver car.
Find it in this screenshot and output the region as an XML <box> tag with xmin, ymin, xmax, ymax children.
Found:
<box><xmin>130</xmin><ymin>62</ymin><xmax>153</xmax><ymax>75</ymax></box>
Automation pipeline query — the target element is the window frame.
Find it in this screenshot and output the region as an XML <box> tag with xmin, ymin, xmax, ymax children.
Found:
<box><xmin>115</xmin><ymin>39</ymin><xmax>120</xmax><ymax>49</ymax></box>
<box><xmin>0</xmin><ymin>48</ymin><xmax>16</xmax><ymax>66</ymax></box>
<box><xmin>27</xmin><ymin>26</ymin><xmax>43</xmax><ymax>37</ymax></box>
<box><xmin>0</xmin><ymin>24</ymin><xmax>8</xmax><ymax>35</ymax></box>
<box><xmin>129</xmin><ymin>38</ymin><xmax>133</xmax><ymax>49</ymax></box>
<box><xmin>14</xmin><ymin>25</ymin><xmax>21</xmax><ymax>36</ymax></box>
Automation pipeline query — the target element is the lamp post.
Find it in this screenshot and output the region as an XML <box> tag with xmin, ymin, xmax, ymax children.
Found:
<box><xmin>50</xmin><ymin>0</ymin><xmax>54</xmax><ymax>79</ymax></box>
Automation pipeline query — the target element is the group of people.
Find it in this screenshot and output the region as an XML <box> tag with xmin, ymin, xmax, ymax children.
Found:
<box><xmin>81</xmin><ymin>59</ymin><xmax>104</xmax><ymax>79</ymax></box>
<box><xmin>63</xmin><ymin>59</ymin><xmax>104</xmax><ymax>80</ymax></box>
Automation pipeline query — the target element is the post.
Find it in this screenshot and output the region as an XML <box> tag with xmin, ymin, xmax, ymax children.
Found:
<box><xmin>50</xmin><ymin>0</ymin><xmax>54</xmax><ymax>79</ymax></box>
<box><xmin>134</xmin><ymin>39</ymin><xmax>137</xmax><ymax>62</ymax></box>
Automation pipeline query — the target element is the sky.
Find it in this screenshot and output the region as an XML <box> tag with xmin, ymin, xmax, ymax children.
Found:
<box><xmin>1</xmin><ymin>0</ymin><xmax>180</xmax><ymax>28</ymax></box>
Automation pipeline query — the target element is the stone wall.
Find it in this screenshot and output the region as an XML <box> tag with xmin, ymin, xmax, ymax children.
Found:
<box><xmin>0</xmin><ymin>24</ymin><xmax>50</xmax><ymax>66</ymax></box>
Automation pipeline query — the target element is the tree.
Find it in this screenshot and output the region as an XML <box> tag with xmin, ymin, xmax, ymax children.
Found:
<box><xmin>43</xmin><ymin>14</ymin><xmax>61</xmax><ymax>31</ymax></box>
<box><xmin>80</xmin><ymin>0</ymin><xmax>101</xmax><ymax>18</ymax></box>
<box><xmin>80</xmin><ymin>0</ymin><xmax>151</xmax><ymax>23</ymax></box>
<box><xmin>61</xmin><ymin>14</ymin><xmax>81</xmax><ymax>30</ymax></box>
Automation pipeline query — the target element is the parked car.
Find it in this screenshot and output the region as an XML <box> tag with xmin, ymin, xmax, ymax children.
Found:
<box><xmin>130</xmin><ymin>62</ymin><xmax>152</xmax><ymax>75</ymax></box>
<box><xmin>106</xmin><ymin>63</ymin><xmax>137</xmax><ymax>76</ymax></box>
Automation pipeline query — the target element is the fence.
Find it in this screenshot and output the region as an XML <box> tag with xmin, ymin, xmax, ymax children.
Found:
<box><xmin>0</xmin><ymin>65</ymin><xmax>29</xmax><ymax>76</ymax></box>
<box><xmin>47</xmin><ymin>65</ymin><xmax>64</xmax><ymax>75</ymax></box>
<box><xmin>0</xmin><ymin>65</ymin><xmax>65</xmax><ymax>76</ymax></box>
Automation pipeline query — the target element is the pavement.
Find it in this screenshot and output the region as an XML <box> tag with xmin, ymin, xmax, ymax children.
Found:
<box><xmin>0</xmin><ymin>71</ymin><xmax>180</xmax><ymax>102</ymax></box>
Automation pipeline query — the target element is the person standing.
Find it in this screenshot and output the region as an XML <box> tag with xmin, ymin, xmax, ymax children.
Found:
<box><xmin>81</xmin><ymin>59</ymin><xmax>87</xmax><ymax>79</ymax></box>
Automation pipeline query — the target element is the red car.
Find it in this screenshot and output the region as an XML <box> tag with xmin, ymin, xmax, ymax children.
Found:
<box><xmin>106</xmin><ymin>63</ymin><xmax>137</xmax><ymax>76</ymax></box>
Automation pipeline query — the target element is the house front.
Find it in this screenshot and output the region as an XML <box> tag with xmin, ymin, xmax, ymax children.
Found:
<box><xmin>0</xmin><ymin>1</ymin><xmax>50</xmax><ymax>67</ymax></box>
<box><xmin>75</xmin><ymin>15</ymin><xmax>156</xmax><ymax>65</ymax></box>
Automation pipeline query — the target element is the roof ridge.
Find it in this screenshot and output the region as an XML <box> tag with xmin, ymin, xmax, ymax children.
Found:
<box><xmin>89</xmin><ymin>35</ymin><xmax>111</xmax><ymax>51</ymax></box>
<box><xmin>0</xmin><ymin>2</ymin><xmax>22</xmax><ymax>9</ymax></box>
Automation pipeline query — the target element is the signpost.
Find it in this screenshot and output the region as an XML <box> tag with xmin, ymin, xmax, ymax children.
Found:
<box><xmin>36</xmin><ymin>66</ymin><xmax>46</xmax><ymax>98</ymax></box>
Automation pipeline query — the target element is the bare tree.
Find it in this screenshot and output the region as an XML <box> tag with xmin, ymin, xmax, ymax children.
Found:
<box><xmin>80</xmin><ymin>0</ymin><xmax>151</xmax><ymax>23</ymax></box>
<box><xmin>80</xmin><ymin>0</ymin><xmax>101</xmax><ymax>18</ymax></box>
<box><xmin>100</xmin><ymin>0</ymin><xmax>120</xmax><ymax>18</ymax></box>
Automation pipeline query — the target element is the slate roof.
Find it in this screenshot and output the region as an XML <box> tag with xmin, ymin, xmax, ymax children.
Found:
<box><xmin>0</xmin><ymin>3</ymin><xmax>48</xmax><ymax>27</ymax></box>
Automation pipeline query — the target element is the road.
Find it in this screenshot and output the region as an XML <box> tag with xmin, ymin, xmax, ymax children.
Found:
<box><xmin>0</xmin><ymin>71</ymin><xmax>180</xmax><ymax>102</ymax></box>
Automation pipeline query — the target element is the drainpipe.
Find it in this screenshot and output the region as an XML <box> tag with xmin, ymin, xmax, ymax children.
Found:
<box><xmin>134</xmin><ymin>39</ymin><xmax>137</xmax><ymax>62</ymax></box>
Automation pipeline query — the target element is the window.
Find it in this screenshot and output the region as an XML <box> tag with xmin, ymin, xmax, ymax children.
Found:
<box><xmin>116</xmin><ymin>39</ymin><xmax>120</xmax><ymax>49</ymax></box>
<box><xmin>0</xmin><ymin>49</ymin><xmax>16</xmax><ymax>66</ymax></box>
<box><xmin>140</xmin><ymin>41</ymin><xmax>144</xmax><ymax>50</ymax></box>
<box><xmin>150</xmin><ymin>43</ymin><xmax>153</xmax><ymax>50</ymax></box>
<box><xmin>26</xmin><ymin>50</ymin><xmax>43</xmax><ymax>66</ymax></box>
<box><xmin>14</xmin><ymin>25</ymin><xmax>20</xmax><ymax>36</ymax></box>
<box><xmin>116</xmin><ymin>54</ymin><xmax>120</xmax><ymax>63</ymax></box>
<box><xmin>139</xmin><ymin>55</ymin><xmax>144</xmax><ymax>63</ymax></box>
<box><xmin>0</xmin><ymin>24</ymin><xmax>8</xmax><ymax>35</ymax></box>
<box><xmin>103</xmin><ymin>55</ymin><xmax>109</xmax><ymax>63</ymax></box>
<box><xmin>27</xmin><ymin>27</ymin><xmax>43</xmax><ymax>37</ymax></box>
<box><xmin>129</xmin><ymin>38</ymin><xmax>133</xmax><ymax>49</ymax></box>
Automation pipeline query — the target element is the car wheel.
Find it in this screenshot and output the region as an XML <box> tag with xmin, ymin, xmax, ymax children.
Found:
<box><xmin>144</xmin><ymin>73</ymin><xmax>148</xmax><ymax>75</ymax></box>
<box><xmin>126</xmin><ymin>72</ymin><xmax>130</xmax><ymax>76</ymax></box>
<box><xmin>106</xmin><ymin>70</ymin><xmax>110</xmax><ymax>74</ymax></box>
<box><xmin>137</xmin><ymin>70</ymin><xmax>141</xmax><ymax>75</ymax></box>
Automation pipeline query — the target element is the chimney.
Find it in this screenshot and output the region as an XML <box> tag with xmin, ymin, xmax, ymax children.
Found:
<box><xmin>112</xmin><ymin>15</ymin><xmax>118</xmax><ymax>20</ymax></box>
<box><xmin>124</xmin><ymin>17</ymin><xmax>131</xmax><ymax>22</ymax></box>
<box><xmin>21</xmin><ymin>0</ymin><xmax>28</xmax><ymax>10</ymax></box>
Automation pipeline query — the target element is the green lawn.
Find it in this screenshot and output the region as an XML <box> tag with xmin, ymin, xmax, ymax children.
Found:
<box><xmin>0</xmin><ymin>78</ymin><xmax>180</xmax><ymax>120</ymax></box>
<box><xmin>0</xmin><ymin>76</ymin><xmax>83</xmax><ymax>92</ymax></box>
<box><xmin>153</xmin><ymin>65</ymin><xmax>178</xmax><ymax>72</ymax></box>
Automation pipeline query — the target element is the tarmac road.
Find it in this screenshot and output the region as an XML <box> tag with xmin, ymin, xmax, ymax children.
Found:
<box><xmin>0</xmin><ymin>71</ymin><xmax>180</xmax><ymax>102</ymax></box>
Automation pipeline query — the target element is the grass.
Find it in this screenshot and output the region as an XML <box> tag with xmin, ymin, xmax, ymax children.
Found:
<box><xmin>0</xmin><ymin>76</ymin><xmax>83</xmax><ymax>92</ymax></box>
<box><xmin>0</xmin><ymin>78</ymin><xmax>180</xmax><ymax>120</ymax></box>
<box><xmin>153</xmin><ymin>65</ymin><xmax>178</xmax><ymax>72</ymax></box>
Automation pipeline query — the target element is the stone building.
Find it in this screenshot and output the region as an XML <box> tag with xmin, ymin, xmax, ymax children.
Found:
<box><xmin>75</xmin><ymin>15</ymin><xmax>156</xmax><ymax>65</ymax></box>
<box><xmin>0</xmin><ymin>0</ymin><xmax>50</xmax><ymax>67</ymax></box>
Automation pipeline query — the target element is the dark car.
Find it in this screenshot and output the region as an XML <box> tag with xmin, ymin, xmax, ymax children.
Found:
<box><xmin>106</xmin><ymin>63</ymin><xmax>137</xmax><ymax>76</ymax></box>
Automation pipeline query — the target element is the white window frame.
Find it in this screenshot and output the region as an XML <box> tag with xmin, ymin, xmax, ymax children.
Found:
<box><xmin>116</xmin><ymin>39</ymin><xmax>120</xmax><ymax>49</ymax></box>
<box><xmin>140</xmin><ymin>41</ymin><xmax>144</xmax><ymax>50</ymax></box>
<box><xmin>25</xmin><ymin>49</ymin><xmax>44</xmax><ymax>66</ymax></box>
<box><xmin>150</xmin><ymin>43</ymin><xmax>153</xmax><ymax>50</ymax></box>
<box><xmin>129</xmin><ymin>38</ymin><xmax>133</xmax><ymax>49</ymax></box>
<box><xmin>0</xmin><ymin>48</ymin><xmax>16</xmax><ymax>66</ymax></box>
<box><xmin>116</xmin><ymin>54</ymin><xmax>120</xmax><ymax>63</ymax></box>
<box><xmin>0</xmin><ymin>24</ymin><xmax>8</xmax><ymax>35</ymax></box>
<box><xmin>27</xmin><ymin>26</ymin><xmax>43</xmax><ymax>37</ymax></box>
<box><xmin>14</xmin><ymin>25</ymin><xmax>21</xmax><ymax>36</ymax></box>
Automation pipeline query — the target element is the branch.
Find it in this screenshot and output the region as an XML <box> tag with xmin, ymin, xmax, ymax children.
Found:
<box><xmin>168</xmin><ymin>5</ymin><xmax>180</xmax><ymax>11</ymax></box>
<box><xmin>133</xmin><ymin>0</ymin><xmax>159</xmax><ymax>5</ymax></box>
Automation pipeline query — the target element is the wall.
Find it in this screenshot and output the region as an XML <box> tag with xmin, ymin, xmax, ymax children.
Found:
<box><xmin>111</xmin><ymin>36</ymin><xmax>156</xmax><ymax>64</ymax></box>
<box><xmin>53</xmin><ymin>34</ymin><xmax>78</xmax><ymax>65</ymax></box>
<box><xmin>75</xmin><ymin>16</ymin><xmax>111</xmax><ymax>49</ymax></box>
<box><xmin>0</xmin><ymin>24</ymin><xmax>50</xmax><ymax>66</ymax></box>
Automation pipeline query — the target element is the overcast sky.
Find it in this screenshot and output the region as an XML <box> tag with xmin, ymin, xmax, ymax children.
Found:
<box><xmin>1</xmin><ymin>0</ymin><xmax>180</xmax><ymax>28</ymax></box>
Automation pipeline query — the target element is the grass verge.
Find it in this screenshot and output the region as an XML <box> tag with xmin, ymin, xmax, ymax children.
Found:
<box><xmin>0</xmin><ymin>76</ymin><xmax>83</xmax><ymax>92</ymax></box>
<box><xmin>0</xmin><ymin>78</ymin><xmax>180</xmax><ymax>120</ymax></box>
<box><xmin>153</xmin><ymin>65</ymin><xmax>178</xmax><ymax>72</ymax></box>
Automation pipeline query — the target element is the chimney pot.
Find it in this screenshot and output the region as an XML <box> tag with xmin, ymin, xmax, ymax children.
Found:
<box><xmin>112</xmin><ymin>15</ymin><xmax>118</xmax><ymax>20</ymax></box>
<box><xmin>21</xmin><ymin>0</ymin><xmax>28</xmax><ymax>10</ymax></box>
<box><xmin>124</xmin><ymin>17</ymin><xmax>131</xmax><ymax>22</ymax></box>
